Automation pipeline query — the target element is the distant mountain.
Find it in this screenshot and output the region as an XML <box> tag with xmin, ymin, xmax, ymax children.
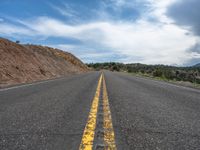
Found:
<box><xmin>194</xmin><ymin>63</ymin><xmax>200</xmax><ymax>67</ymax></box>
<box><xmin>0</xmin><ymin>38</ymin><xmax>89</xmax><ymax>88</ymax></box>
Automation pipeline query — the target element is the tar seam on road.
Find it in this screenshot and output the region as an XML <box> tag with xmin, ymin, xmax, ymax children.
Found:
<box><xmin>79</xmin><ymin>73</ymin><xmax>117</xmax><ymax>150</ymax></box>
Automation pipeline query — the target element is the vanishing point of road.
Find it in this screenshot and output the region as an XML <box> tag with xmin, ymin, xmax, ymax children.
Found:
<box><xmin>0</xmin><ymin>71</ymin><xmax>200</xmax><ymax>150</ymax></box>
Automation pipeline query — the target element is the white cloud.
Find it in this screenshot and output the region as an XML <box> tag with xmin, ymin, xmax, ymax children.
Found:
<box><xmin>12</xmin><ymin>16</ymin><xmax>197</xmax><ymax>65</ymax></box>
<box><xmin>0</xmin><ymin>23</ymin><xmax>33</xmax><ymax>35</ymax></box>
<box><xmin>50</xmin><ymin>3</ymin><xmax>77</xmax><ymax>18</ymax></box>
<box><xmin>141</xmin><ymin>0</ymin><xmax>177</xmax><ymax>23</ymax></box>
<box><xmin>101</xmin><ymin>22</ymin><xmax>197</xmax><ymax>64</ymax></box>
<box><xmin>1</xmin><ymin>0</ymin><xmax>199</xmax><ymax>65</ymax></box>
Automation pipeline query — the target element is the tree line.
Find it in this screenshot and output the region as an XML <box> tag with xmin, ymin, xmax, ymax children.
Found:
<box><xmin>87</xmin><ymin>62</ymin><xmax>200</xmax><ymax>84</ymax></box>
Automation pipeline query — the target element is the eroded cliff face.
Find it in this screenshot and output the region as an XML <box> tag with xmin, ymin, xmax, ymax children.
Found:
<box><xmin>0</xmin><ymin>38</ymin><xmax>89</xmax><ymax>87</ymax></box>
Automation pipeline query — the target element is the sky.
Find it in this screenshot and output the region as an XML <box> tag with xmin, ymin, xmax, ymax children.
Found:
<box><xmin>0</xmin><ymin>0</ymin><xmax>200</xmax><ymax>66</ymax></box>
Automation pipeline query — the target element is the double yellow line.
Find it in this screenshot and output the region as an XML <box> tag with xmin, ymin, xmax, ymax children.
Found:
<box><xmin>79</xmin><ymin>73</ymin><xmax>117</xmax><ymax>150</ymax></box>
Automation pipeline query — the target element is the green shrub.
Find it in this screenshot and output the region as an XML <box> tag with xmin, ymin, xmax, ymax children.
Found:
<box><xmin>153</xmin><ymin>69</ymin><xmax>163</xmax><ymax>77</ymax></box>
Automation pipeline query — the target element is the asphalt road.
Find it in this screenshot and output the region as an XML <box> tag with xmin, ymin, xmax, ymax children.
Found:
<box><xmin>0</xmin><ymin>71</ymin><xmax>200</xmax><ymax>150</ymax></box>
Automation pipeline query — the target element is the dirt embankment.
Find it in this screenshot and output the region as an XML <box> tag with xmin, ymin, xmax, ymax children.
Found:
<box><xmin>0</xmin><ymin>38</ymin><xmax>89</xmax><ymax>88</ymax></box>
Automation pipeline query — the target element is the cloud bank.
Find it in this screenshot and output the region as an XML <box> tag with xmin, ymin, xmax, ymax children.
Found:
<box><xmin>167</xmin><ymin>0</ymin><xmax>200</xmax><ymax>36</ymax></box>
<box><xmin>0</xmin><ymin>0</ymin><xmax>200</xmax><ymax>65</ymax></box>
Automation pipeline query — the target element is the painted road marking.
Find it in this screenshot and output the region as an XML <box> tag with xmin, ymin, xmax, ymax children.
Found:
<box><xmin>79</xmin><ymin>73</ymin><xmax>117</xmax><ymax>149</ymax></box>
<box><xmin>102</xmin><ymin>74</ymin><xmax>117</xmax><ymax>149</ymax></box>
<box><xmin>79</xmin><ymin>74</ymin><xmax>103</xmax><ymax>150</ymax></box>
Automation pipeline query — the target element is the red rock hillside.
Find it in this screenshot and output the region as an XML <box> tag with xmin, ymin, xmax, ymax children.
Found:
<box><xmin>0</xmin><ymin>38</ymin><xmax>89</xmax><ymax>88</ymax></box>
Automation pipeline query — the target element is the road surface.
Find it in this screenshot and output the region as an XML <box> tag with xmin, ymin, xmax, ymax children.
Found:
<box><xmin>0</xmin><ymin>71</ymin><xmax>200</xmax><ymax>150</ymax></box>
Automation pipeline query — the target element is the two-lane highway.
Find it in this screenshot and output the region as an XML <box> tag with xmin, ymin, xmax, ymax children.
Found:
<box><xmin>1</xmin><ymin>71</ymin><xmax>200</xmax><ymax>149</ymax></box>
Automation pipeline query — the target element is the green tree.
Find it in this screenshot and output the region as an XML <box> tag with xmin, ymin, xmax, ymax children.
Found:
<box><xmin>153</xmin><ymin>69</ymin><xmax>163</xmax><ymax>77</ymax></box>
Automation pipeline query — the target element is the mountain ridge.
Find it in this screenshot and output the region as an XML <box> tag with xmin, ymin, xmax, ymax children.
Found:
<box><xmin>194</xmin><ymin>63</ymin><xmax>200</xmax><ymax>67</ymax></box>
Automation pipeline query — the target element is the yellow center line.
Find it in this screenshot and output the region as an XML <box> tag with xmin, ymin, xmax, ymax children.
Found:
<box><xmin>102</xmin><ymin>74</ymin><xmax>117</xmax><ymax>149</ymax></box>
<box><xmin>79</xmin><ymin>74</ymin><xmax>103</xmax><ymax>150</ymax></box>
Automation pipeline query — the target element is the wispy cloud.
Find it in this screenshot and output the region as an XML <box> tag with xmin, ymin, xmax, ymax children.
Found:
<box><xmin>4</xmin><ymin>15</ymin><xmax>195</xmax><ymax>65</ymax></box>
<box><xmin>0</xmin><ymin>23</ymin><xmax>33</xmax><ymax>36</ymax></box>
<box><xmin>49</xmin><ymin>2</ymin><xmax>77</xmax><ymax>18</ymax></box>
<box><xmin>0</xmin><ymin>0</ymin><xmax>200</xmax><ymax>65</ymax></box>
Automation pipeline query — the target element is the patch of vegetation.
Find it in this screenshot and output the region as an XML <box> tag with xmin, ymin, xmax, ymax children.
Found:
<box><xmin>87</xmin><ymin>62</ymin><xmax>200</xmax><ymax>85</ymax></box>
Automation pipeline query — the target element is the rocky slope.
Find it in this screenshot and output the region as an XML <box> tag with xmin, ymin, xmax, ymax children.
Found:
<box><xmin>0</xmin><ymin>38</ymin><xmax>89</xmax><ymax>88</ymax></box>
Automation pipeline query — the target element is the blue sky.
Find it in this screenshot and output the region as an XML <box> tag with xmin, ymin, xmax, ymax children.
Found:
<box><xmin>0</xmin><ymin>0</ymin><xmax>200</xmax><ymax>65</ymax></box>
